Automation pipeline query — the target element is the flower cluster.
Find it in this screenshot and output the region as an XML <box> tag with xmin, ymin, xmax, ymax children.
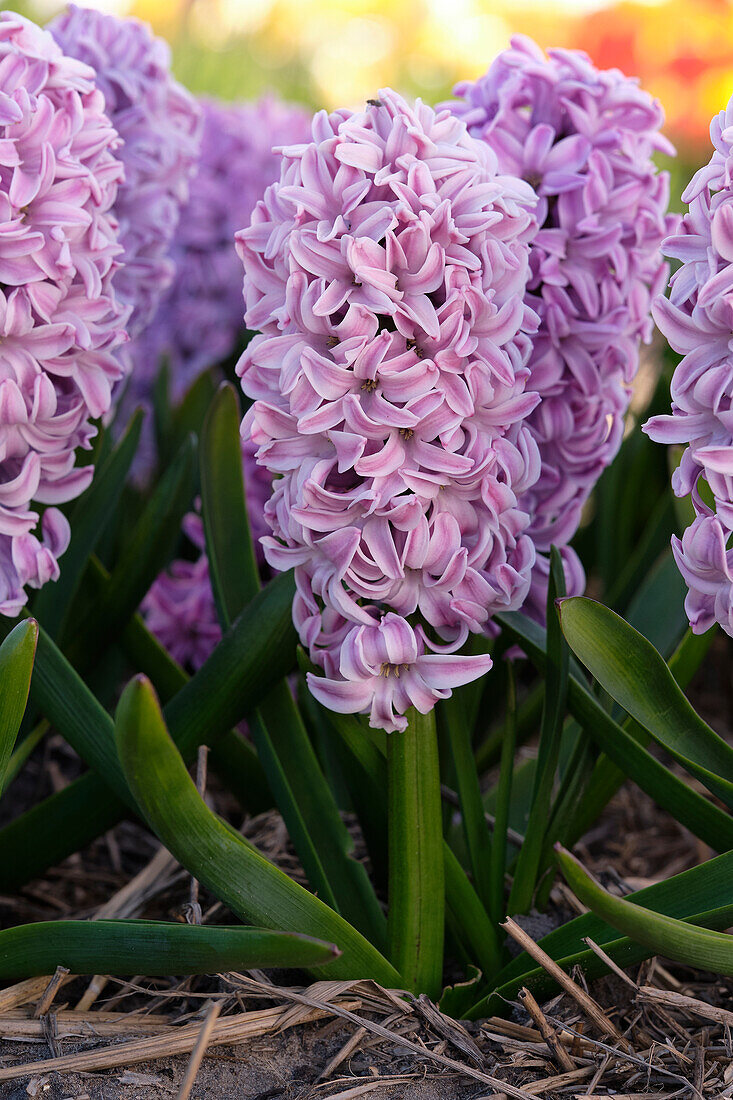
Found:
<box><xmin>142</xmin><ymin>440</ymin><xmax>272</xmax><ymax>669</ymax></box>
<box><xmin>49</xmin><ymin>4</ymin><xmax>202</xmax><ymax>339</ymax></box>
<box><xmin>237</xmin><ymin>88</ymin><xmax>544</xmax><ymax>732</ymax></box>
<box><xmin>0</xmin><ymin>12</ymin><xmax>128</xmax><ymax>615</ymax></box>
<box><xmin>447</xmin><ymin>36</ymin><xmax>676</xmax><ymax>617</ymax></box>
<box><xmin>131</xmin><ymin>96</ymin><xmax>310</xmax><ymax>404</ymax></box>
<box><xmin>645</xmin><ymin>95</ymin><xmax>733</xmax><ymax>636</ymax></box>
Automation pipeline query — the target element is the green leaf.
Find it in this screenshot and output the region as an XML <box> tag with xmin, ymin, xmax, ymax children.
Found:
<box><xmin>32</xmin><ymin>410</ymin><xmax>143</xmax><ymax>640</ymax></box>
<box><xmin>249</xmin><ymin>692</ymin><xmax>387</xmax><ymax>949</ymax></box>
<box><xmin>387</xmin><ymin>708</ymin><xmax>444</xmax><ymax>997</ymax></box>
<box><xmin>200</xmin><ymin>385</ymin><xmax>385</xmax><ymax>947</ymax></box>
<box><xmin>557</xmin><ymin>845</ymin><xmax>733</xmax><ymax>975</ymax></box>
<box><xmin>488</xmin><ymin>664</ymin><xmax>517</xmax><ymax>926</ymax></box>
<box><xmin>0</xmin><ymin>919</ymin><xmax>339</xmax><ymax>979</ymax></box>
<box><xmin>508</xmin><ymin>547</ymin><xmax>568</xmax><ymax>915</ymax></box>
<box><xmin>496</xmin><ymin>609</ymin><xmax>733</xmax><ymax>852</ymax></box>
<box><xmin>0</xmin><ymin>774</ymin><xmax>125</xmax><ymax>892</ymax></box>
<box><xmin>0</xmin><ymin>572</ymin><xmax>299</xmax><ymax>888</ymax></box>
<box><xmin>64</xmin><ymin>435</ymin><xmax>197</xmax><ymax>663</ymax></box>
<box><xmin>556</xmin><ymin>623</ymin><xmax>714</xmax><ymax>851</ymax></box>
<box><xmin>116</xmin><ymin>599</ymin><xmax>273</xmax><ymax>815</ymax></box>
<box><xmin>200</xmin><ymin>382</ymin><xmax>259</xmax><ymax>625</ymax></box>
<box><xmin>465</xmin><ymin>849</ymin><xmax>733</xmax><ymax>1016</ymax></box>
<box><xmin>0</xmin><ymin>620</ymin><xmax>38</xmax><ymax>796</ymax></box>
<box><xmin>443</xmin><ymin>844</ymin><xmax>502</xmax><ymax>982</ymax></box>
<box><xmin>316</xmin><ymin>704</ymin><xmax>502</xmax><ymax>980</ymax></box>
<box><xmin>114</xmin><ymin>674</ymin><xmax>401</xmax><ymax>986</ymax></box>
<box><xmin>557</xmin><ymin>597</ymin><xmax>733</xmax><ymax>808</ymax></box>
<box><xmin>439</xmin><ymin>689</ymin><xmax>493</xmax><ymax>913</ymax></box>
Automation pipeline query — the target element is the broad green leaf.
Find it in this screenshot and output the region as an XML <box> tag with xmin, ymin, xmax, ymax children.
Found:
<box><xmin>114</xmin><ymin>674</ymin><xmax>401</xmax><ymax>986</ymax></box>
<box><xmin>0</xmin><ymin>572</ymin><xmax>299</xmax><ymax>888</ymax></box>
<box><xmin>466</xmin><ymin>849</ymin><xmax>733</xmax><ymax>1016</ymax></box>
<box><xmin>557</xmin><ymin>845</ymin><xmax>733</xmax><ymax>975</ymax></box>
<box><xmin>496</xmin><ymin>610</ymin><xmax>733</xmax><ymax>851</ymax></box>
<box><xmin>556</xmin><ymin>624</ymin><xmax>714</xmax><ymax>850</ymax></box>
<box><xmin>200</xmin><ymin>383</ymin><xmax>259</xmax><ymax>625</ymax></box>
<box><xmin>387</xmin><ymin>708</ymin><xmax>444</xmax><ymax>997</ymax></box>
<box><xmin>0</xmin><ymin>919</ymin><xmax>338</xmax><ymax>979</ymax></box>
<box><xmin>558</xmin><ymin>597</ymin><xmax>733</xmax><ymax>808</ymax></box>
<box><xmin>619</xmin><ymin>548</ymin><xmax>688</xmax><ymax>656</ymax></box>
<box><xmin>508</xmin><ymin>547</ymin><xmax>568</xmax><ymax>915</ymax></box>
<box><xmin>32</xmin><ymin>410</ymin><xmax>143</xmax><ymax>640</ymax></box>
<box><xmin>0</xmin><ymin>620</ymin><xmax>38</xmax><ymax>796</ymax></box>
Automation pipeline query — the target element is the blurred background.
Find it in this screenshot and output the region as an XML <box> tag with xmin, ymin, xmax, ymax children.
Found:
<box><xmin>21</xmin><ymin>0</ymin><xmax>733</xmax><ymax>186</ymax></box>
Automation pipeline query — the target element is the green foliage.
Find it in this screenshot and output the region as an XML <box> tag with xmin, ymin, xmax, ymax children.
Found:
<box><xmin>3</xmin><ymin>368</ymin><xmax>730</xmax><ymax>1008</ymax></box>
<box><xmin>0</xmin><ymin>921</ymin><xmax>339</xmax><ymax>979</ymax></box>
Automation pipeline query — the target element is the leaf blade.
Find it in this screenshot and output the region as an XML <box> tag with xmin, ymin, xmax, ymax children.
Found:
<box><xmin>558</xmin><ymin>597</ymin><xmax>733</xmax><ymax>808</ymax></box>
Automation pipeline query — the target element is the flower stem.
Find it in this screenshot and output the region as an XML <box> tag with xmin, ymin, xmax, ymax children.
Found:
<box><xmin>387</xmin><ymin>708</ymin><xmax>444</xmax><ymax>997</ymax></box>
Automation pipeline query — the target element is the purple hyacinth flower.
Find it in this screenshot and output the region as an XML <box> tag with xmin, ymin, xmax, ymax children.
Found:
<box><xmin>446</xmin><ymin>36</ymin><xmax>677</xmax><ymax>619</ymax></box>
<box><xmin>237</xmin><ymin>88</ymin><xmax>543</xmax><ymax>731</ymax></box>
<box><xmin>0</xmin><ymin>12</ymin><xmax>128</xmax><ymax>614</ymax></box>
<box><xmin>49</xmin><ymin>4</ymin><xmax>202</xmax><ymax>338</ymax></box>
<box><xmin>645</xmin><ymin>94</ymin><xmax>733</xmax><ymax>637</ymax></box>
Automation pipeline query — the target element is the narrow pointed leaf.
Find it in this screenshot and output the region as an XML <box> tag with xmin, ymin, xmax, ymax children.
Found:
<box><xmin>115</xmin><ymin>675</ymin><xmax>401</xmax><ymax>985</ymax></box>
<box><xmin>0</xmin><ymin>620</ymin><xmax>38</xmax><ymax>796</ymax></box>
<box><xmin>0</xmin><ymin>920</ymin><xmax>339</xmax><ymax>979</ymax></box>
<box><xmin>64</xmin><ymin>435</ymin><xmax>197</xmax><ymax>663</ymax></box>
<box><xmin>200</xmin><ymin>382</ymin><xmax>258</xmax><ymax>624</ymax></box>
<box><xmin>508</xmin><ymin>547</ymin><xmax>568</xmax><ymax>914</ymax></box>
<box><xmin>496</xmin><ymin>610</ymin><xmax>733</xmax><ymax>851</ymax></box>
<box><xmin>488</xmin><ymin>666</ymin><xmax>517</xmax><ymax>925</ymax></box>
<box><xmin>557</xmin><ymin>845</ymin><xmax>733</xmax><ymax>975</ymax></box>
<box><xmin>440</xmin><ymin>689</ymin><xmax>493</xmax><ymax>913</ymax></box>
<box><xmin>32</xmin><ymin>410</ymin><xmax>143</xmax><ymax>639</ymax></box>
<box><xmin>557</xmin><ymin>597</ymin><xmax>733</xmax><ymax>808</ymax></box>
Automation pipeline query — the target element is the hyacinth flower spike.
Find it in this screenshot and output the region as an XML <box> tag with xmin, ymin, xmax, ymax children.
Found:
<box><xmin>0</xmin><ymin>13</ymin><xmax>129</xmax><ymax>614</ymax></box>
<box><xmin>445</xmin><ymin>35</ymin><xmax>676</xmax><ymax>621</ymax></box>
<box><xmin>237</xmin><ymin>87</ymin><xmax>543</xmax><ymax>734</ymax></box>
<box><xmin>49</xmin><ymin>4</ymin><xmax>202</xmax><ymax>339</ymax></box>
<box><xmin>645</xmin><ymin>93</ymin><xmax>733</xmax><ymax>638</ymax></box>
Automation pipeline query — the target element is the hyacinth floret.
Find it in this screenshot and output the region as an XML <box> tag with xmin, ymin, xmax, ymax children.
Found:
<box><xmin>447</xmin><ymin>36</ymin><xmax>676</xmax><ymax>617</ymax></box>
<box><xmin>49</xmin><ymin>4</ymin><xmax>202</xmax><ymax>339</ymax></box>
<box><xmin>0</xmin><ymin>12</ymin><xmax>128</xmax><ymax>615</ymax></box>
<box><xmin>237</xmin><ymin>88</ymin><xmax>544</xmax><ymax>732</ymax></box>
<box><xmin>645</xmin><ymin>94</ymin><xmax>733</xmax><ymax>636</ymax></box>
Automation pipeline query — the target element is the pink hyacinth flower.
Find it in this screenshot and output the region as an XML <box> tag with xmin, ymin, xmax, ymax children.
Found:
<box><xmin>236</xmin><ymin>87</ymin><xmax>542</xmax><ymax>730</ymax></box>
